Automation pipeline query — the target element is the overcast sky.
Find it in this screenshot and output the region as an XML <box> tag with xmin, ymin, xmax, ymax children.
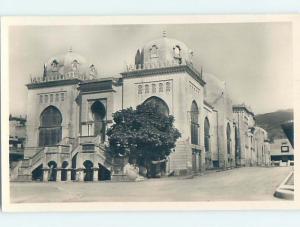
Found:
<box><xmin>9</xmin><ymin>23</ymin><xmax>293</xmax><ymax>116</ymax></box>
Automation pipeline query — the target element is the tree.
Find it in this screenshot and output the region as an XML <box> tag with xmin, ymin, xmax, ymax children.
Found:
<box><xmin>106</xmin><ymin>102</ymin><xmax>181</xmax><ymax>177</ymax></box>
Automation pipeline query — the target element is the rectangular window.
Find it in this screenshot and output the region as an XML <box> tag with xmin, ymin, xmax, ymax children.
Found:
<box><xmin>50</xmin><ymin>94</ymin><xmax>53</xmax><ymax>102</ymax></box>
<box><xmin>55</xmin><ymin>93</ymin><xmax>59</xmax><ymax>102</ymax></box>
<box><xmin>138</xmin><ymin>85</ymin><xmax>143</xmax><ymax>94</ymax></box>
<box><xmin>82</xmin><ymin>144</ymin><xmax>95</xmax><ymax>151</ymax></box>
<box><xmin>152</xmin><ymin>84</ymin><xmax>156</xmax><ymax>93</ymax></box>
<box><xmin>45</xmin><ymin>95</ymin><xmax>48</xmax><ymax>103</ymax></box>
<box><xmin>159</xmin><ymin>83</ymin><xmax>163</xmax><ymax>92</ymax></box>
<box><xmin>281</xmin><ymin>145</ymin><xmax>289</xmax><ymax>153</ymax></box>
<box><xmin>166</xmin><ymin>82</ymin><xmax>171</xmax><ymax>92</ymax></box>
<box><xmin>40</xmin><ymin>95</ymin><xmax>43</xmax><ymax>103</ymax></box>
<box><xmin>61</xmin><ymin>93</ymin><xmax>64</xmax><ymax>101</ymax></box>
<box><xmin>145</xmin><ymin>84</ymin><xmax>149</xmax><ymax>94</ymax></box>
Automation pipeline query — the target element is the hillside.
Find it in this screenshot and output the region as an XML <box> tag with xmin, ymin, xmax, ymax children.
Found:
<box><xmin>255</xmin><ymin>109</ymin><xmax>293</xmax><ymax>142</ymax></box>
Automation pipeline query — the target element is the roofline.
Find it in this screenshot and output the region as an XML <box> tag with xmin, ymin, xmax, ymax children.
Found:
<box><xmin>121</xmin><ymin>64</ymin><xmax>206</xmax><ymax>86</ymax></box>
<box><xmin>26</xmin><ymin>79</ymin><xmax>81</xmax><ymax>89</ymax></box>
<box><xmin>232</xmin><ymin>105</ymin><xmax>255</xmax><ymax>116</ymax></box>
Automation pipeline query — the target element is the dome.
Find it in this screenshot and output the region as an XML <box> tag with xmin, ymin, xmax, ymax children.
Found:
<box><xmin>134</xmin><ymin>32</ymin><xmax>193</xmax><ymax>68</ymax></box>
<box><xmin>203</xmin><ymin>72</ymin><xmax>233</xmax><ymax>119</ymax></box>
<box><xmin>203</xmin><ymin>72</ymin><xmax>225</xmax><ymax>105</ymax></box>
<box><xmin>44</xmin><ymin>47</ymin><xmax>98</xmax><ymax>79</ymax></box>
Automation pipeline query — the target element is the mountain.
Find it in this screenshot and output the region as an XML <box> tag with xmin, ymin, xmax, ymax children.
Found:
<box><xmin>255</xmin><ymin>109</ymin><xmax>293</xmax><ymax>142</ymax></box>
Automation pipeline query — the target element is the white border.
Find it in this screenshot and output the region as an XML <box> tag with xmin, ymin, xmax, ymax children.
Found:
<box><xmin>1</xmin><ymin>15</ymin><xmax>300</xmax><ymax>212</ymax></box>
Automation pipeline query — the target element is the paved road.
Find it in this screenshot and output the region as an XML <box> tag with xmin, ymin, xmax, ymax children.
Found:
<box><xmin>10</xmin><ymin>166</ymin><xmax>292</xmax><ymax>203</ymax></box>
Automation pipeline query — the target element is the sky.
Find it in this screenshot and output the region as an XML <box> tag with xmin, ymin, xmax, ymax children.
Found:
<box><xmin>9</xmin><ymin>23</ymin><xmax>293</xmax><ymax>116</ymax></box>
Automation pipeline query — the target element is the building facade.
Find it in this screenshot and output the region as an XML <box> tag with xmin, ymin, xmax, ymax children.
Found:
<box><xmin>12</xmin><ymin>33</ymin><xmax>271</xmax><ymax>182</ymax></box>
<box><xmin>270</xmin><ymin>138</ymin><xmax>294</xmax><ymax>166</ymax></box>
<box><xmin>9</xmin><ymin>115</ymin><xmax>26</xmax><ymax>179</ymax></box>
<box><xmin>233</xmin><ymin>104</ymin><xmax>271</xmax><ymax>167</ymax></box>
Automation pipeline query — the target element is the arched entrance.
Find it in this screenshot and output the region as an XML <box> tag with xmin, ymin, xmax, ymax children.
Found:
<box><xmin>48</xmin><ymin>161</ymin><xmax>57</xmax><ymax>181</ymax></box>
<box><xmin>83</xmin><ymin>160</ymin><xmax>93</xmax><ymax>181</ymax></box>
<box><xmin>142</xmin><ymin>96</ymin><xmax>169</xmax><ymax>116</ymax></box>
<box><xmin>98</xmin><ymin>164</ymin><xmax>111</xmax><ymax>181</ymax></box>
<box><xmin>91</xmin><ymin>101</ymin><xmax>106</xmax><ymax>142</ymax></box>
<box><xmin>32</xmin><ymin>164</ymin><xmax>43</xmax><ymax>181</ymax></box>
<box><xmin>61</xmin><ymin>161</ymin><xmax>68</xmax><ymax>181</ymax></box>
<box><xmin>39</xmin><ymin>106</ymin><xmax>62</xmax><ymax>147</ymax></box>
<box><xmin>142</xmin><ymin>96</ymin><xmax>170</xmax><ymax>176</ymax></box>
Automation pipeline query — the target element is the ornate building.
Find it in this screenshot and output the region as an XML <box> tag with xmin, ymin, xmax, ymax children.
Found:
<box><xmin>12</xmin><ymin>33</ymin><xmax>271</xmax><ymax>182</ymax></box>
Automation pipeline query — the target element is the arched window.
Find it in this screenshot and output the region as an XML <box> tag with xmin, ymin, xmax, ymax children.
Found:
<box><xmin>143</xmin><ymin>96</ymin><xmax>169</xmax><ymax>116</ymax></box>
<box><xmin>51</xmin><ymin>59</ymin><xmax>59</xmax><ymax>72</ymax></box>
<box><xmin>39</xmin><ymin>106</ymin><xmax>62</xmax><ymax>146</ymax></box>
<box><xmin>71</xmin><ymin>59</ymin><xmax>79</xmax><ymax>71</ymax></box>
<box><xmin>204</xmin><ymin>117</ymin><xmax>210</xmax><ymax>152</ymax></box>
<box><xmin>174</xmin><ymin>45</ymin><xmax>181</xmax><ymax>57</ymax></box>
<box><xmin>226</xmin><ymin>123</ymin><xmax>231</xmax><ymax>154</ymax></box>
<box><xmin>191</xmin><ymin>101</ymin><xmax>199</xmax><ymax>145</ymax></box>
<box><xmin>150</xmin><ymin>45</ymin><xmax>158</xmax><ymax>58</ymax></box>
<box><xmin>89</xmin><ymin>64</ymin><xmax>97</xmax><ymax>77</ymax></box>
<box><xmin>91</xmin><ymin>101</ymin><xmax>106</xmax><ymax>141</ymax></box>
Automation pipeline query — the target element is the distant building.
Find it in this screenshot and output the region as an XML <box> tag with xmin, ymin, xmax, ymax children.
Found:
<box><xmin>233</xmin><ymin>104</ymin><xmax>271</xmax><ymax>167</ymax></box>
<box><xmin>270</xmin><ymin>138</ymin><xmax>294</xmax><ymax>166</ymax></box>
<box><xmin>9</xmin><ymin>115</ymin><xmax>26</xmax><ymax>179</ymax></box>
<box><xmin>12</xmin><ymin>32</ymin><xmax>270</xmax><ymax>182</ymax></box>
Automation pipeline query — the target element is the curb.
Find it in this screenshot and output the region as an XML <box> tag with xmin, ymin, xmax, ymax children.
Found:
<box><xmin>274</xmin><ymin>171</ymin><xmax>294</xmax><ymax>200</ymax></box>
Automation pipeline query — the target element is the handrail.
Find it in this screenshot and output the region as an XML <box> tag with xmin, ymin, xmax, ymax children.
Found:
<box><xmin>31</xmin><ymin>147</ymin><xmax>45</xmax><ymax>167</ymax></box>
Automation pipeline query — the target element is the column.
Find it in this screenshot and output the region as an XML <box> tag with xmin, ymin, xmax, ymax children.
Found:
<box><xmin>56</xmin><ymin>169</ymin><xmax>62</xmax><ymax>182</ymax></box>
<box><xmin>77</xmin><ymin>169</ymin><xmax>84</xmax><ymax>181</ymax></box>
<box><xmin>67</xmin><ymin>169</ymin><xmax>72</xmax><ymax>181</ymax></box>
<box><xmin>43</xmin><ymin>169</ymin><xmax>49</xmax><ymax>182</ymax></box>
<box><xmin>93</xmin><ymin>168</ymin><xmax>99</xmax><ymax>181</ymax></box>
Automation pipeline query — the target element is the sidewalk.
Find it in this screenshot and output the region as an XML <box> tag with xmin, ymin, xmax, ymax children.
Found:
<box><xmin>274</xmin><ymin>170</ymin><xmax>294</xmax><ymax>200</ymax></box>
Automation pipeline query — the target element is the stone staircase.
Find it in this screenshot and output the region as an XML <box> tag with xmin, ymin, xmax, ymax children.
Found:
<box><xmin>12</xmin><ymin>136</ymin><xmax>121</xmax><ymax>182</ymax></box>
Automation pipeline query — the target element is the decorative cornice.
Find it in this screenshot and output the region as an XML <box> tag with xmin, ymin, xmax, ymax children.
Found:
<box><xmin>232</xmin><ymin>105</ymin><xmax>255</xmax><ymax>116</ymax></box>
<box><xmin>26</xmin><ymin>79</ymin><xmax>81</xmax><ymax>89</ymax></box>
<box><xmin>121</xmin><ymin>64</ymin><xmax>206</xmax><ymax>86</ymax></box>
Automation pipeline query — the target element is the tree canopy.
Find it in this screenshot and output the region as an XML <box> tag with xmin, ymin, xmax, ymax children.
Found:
<box><xmin>107</xmin><ymin>101</ymin><xmax>181</xmax><ymax>168</ymax></box>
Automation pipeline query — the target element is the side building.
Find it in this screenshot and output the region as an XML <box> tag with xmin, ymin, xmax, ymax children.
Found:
<box><xmin>233</xmin><ymin>104</ymin><xmax>271</xmax><ymax>167</ymax></box>
<box><xmin>270</xmin><ymin>138</ymin><xmax>294</xmax><ymax>166</ymax></box>
<box><xmin>9</xmin><ymin>115</ymin><xmax>26</xmax><ymax>179</ymax></box>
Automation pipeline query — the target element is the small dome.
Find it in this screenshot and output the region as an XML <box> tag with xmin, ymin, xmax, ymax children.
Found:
<box><xmin>135</xmin><ymin>32</ymin><xmax>193</xmax><ymax>68</ymax></box>
<box><xmin>44</xmin><ymin>47</ymin><xmax>98</xmax><ymax>79</ymax></box>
